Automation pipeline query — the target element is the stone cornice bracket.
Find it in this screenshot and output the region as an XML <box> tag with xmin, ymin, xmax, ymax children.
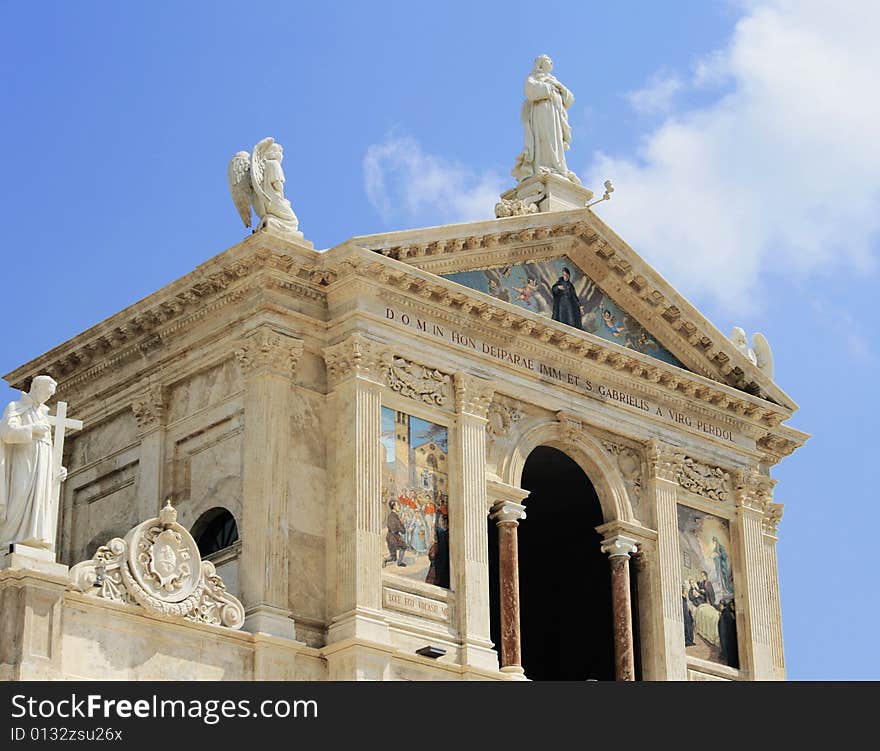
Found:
<box><xmin>646</xmin><ymin>439</ymin><xmax>684</xmax><ymax>482</ymax></box>
<box><xmin>762</xmin><ymin>502</ymin><xmax>784</xmax><ymax>537</ymax></box>
<box><xmin>600</xmin><ymin>534</ymin><xmax>639</xmax><ymax>559</ymax></box>
<box><xmin>490</xmin><ymin>499</ymin><xmax>527</xmax><ymax>526</ymax></box>
<box><xmin>383</xmin><ymin>353</ymin><xmax>453</xmax><ymax>407</ymax></box>
<box><xmin>733</xmin><ymin>468</ymin><xmax>777</xmax><ymax>513</ymax></box>
<box><xmin>131</xmin><ymin>384</ymin><xmax>167</xmax><ymax>432</ymax></box>
<box><xmin>235</xmin><ymin>324</ymin><xmax>304</xmax><ymax>380</ymax></box>
<box><xmin>322</xmin><ymin>332</ymin><xmax>386</xmax><ymax>388</ymax></box>
<box><xmin>555</xmin><ymin>410</ymin><xmax>583</xmax><ymax>444</ymax></box>
<box><xmin>454</xmin><ymin>372</ymin><xmax>496</xmax><ymax>418</ymax></box>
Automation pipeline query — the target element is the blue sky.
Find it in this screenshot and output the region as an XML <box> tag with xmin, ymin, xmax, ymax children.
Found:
<box><xmin>2</xmin><ymin>1</ymin><xmax>877</xmax><ymax>678</ymax></box>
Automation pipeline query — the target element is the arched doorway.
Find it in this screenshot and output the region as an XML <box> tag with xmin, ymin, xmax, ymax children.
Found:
<box><xmin>489</xmin><ymin>445</ymin><xmax>615</xmax><ymax>680</ymax></box>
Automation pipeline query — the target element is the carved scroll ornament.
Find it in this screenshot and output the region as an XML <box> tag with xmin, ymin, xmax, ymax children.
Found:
<box><xmin>69</xmin><ymin>501</ymin><xmax>245</xmax><ymax>629</ymax></box>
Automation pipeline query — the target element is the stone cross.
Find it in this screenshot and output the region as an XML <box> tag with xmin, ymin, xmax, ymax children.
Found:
<box><xmin>47</xmin><ymin>401</ymin><xmax>83</xmax><ymax>507</ymax></box>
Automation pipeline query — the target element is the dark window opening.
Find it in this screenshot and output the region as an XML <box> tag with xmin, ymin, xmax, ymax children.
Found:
<box><xmin>191</xmin><ymin>507</ymin><xmax>239</xmax><ymax>557</ymax></box>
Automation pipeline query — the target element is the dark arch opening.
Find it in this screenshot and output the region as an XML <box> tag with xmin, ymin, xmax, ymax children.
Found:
<box><xmin>489</xmin><ymin>445</ymin><xmax>616</xmax><ymax>680</ymax></box>
<box><xmin>191</xmin><ymin>507</ymin><xmax>239</xmax><ymax>557</ymax></box>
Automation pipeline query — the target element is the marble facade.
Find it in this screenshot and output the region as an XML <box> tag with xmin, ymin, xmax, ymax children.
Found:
<box><xmin>0</xmin><ymin>204</ymin><xmax>806</xmax><ymax>681</ymax></box>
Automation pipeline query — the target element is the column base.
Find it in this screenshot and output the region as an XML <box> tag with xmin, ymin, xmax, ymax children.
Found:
<box><xmin>500</xmin><ymin>173</ymin><xmax>594</xmax><ymax>213</ymax></box>
<box><xmin>500</xmin><ymin>665</ymin><xmax>528</xmax><ymax>680</ymax></box>
<box><xmin>0</xmin><ymin>543</ymin><xmax>68</xmax><ymax>578</ymax></box>
<box><xmin>460</xmin><ymin>639</ymin><xmax>500</xmax><ymax>672</ymax></box>
<box><xmin>327</xmin><ymin>607</ymin><xmax>390</xmax><ymax>645</ymax></box>
<box><xmin>244</xmin><ymin>605</ymin><xmax>297</xmax><ymax>640</ymax></box>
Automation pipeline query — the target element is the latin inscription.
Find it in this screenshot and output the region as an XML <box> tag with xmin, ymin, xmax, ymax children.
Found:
<box><xmin>385</xmin><ymin>307</ymin><xmax>736</xmax><ymax>442</ymax></box>
<box><xmin>383</xmin><ymin>587</ymin><xmax>450</xmax><ymax>622</ymax></box>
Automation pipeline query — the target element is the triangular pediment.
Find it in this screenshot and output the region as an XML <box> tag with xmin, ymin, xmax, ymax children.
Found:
<box><xmin>350</xmin><ymin>208</ymin><xmax>795</xmax><ymax>409</ymax></box>
<box><xmin>443</xmin><ymin>255</ymin><xmax>684</xmax><ymax>369</ymax></box>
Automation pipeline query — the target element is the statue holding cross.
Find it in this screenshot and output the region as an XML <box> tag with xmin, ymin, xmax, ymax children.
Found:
<box><xmin>0</xmin><ymin>375</ymin><xmax>82</xmax><ymax>553</ymax></box>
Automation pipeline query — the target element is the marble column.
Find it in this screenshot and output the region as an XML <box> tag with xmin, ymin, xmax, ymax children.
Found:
<box><xmin>490</xmin><ymin>497</ymin><xmax>527</xmax><ymax>676</ymax></box>
<box><xmin>323</xmin><ymin>333</ymin><xmax>389</xmax><ymax>646</ymax></box>
<box><xmin>236</xmin><ymin>322</ymin><xmax>304</xmax><ymax>639</ymax></box>
<box><xmin>733</xmin><ymin>469</ymin><xmax>776</xmax><ymax>680</ymax></box>
<box><xmin>644</xmin><ymin>440</ymin><xmax>688</xmax><ymax>680</ymax></box>
<box><xmin>131</xmin><ymin>384</ymin><xmax>167</xmax><ymax>522</ymax></box>
<box><xmin>762</xmin><ymin>502</ymin><xmax>786</xmax><ymax>680</ymax></box>
<box><xmin>450</xmin><ymin>373</ymin><xmax>497</xmax><ymax>672</ymax></box>
<box><xmin>600</xmin><ymin>534</ymin><xmax>639</xmax><ymax>681</ymax></box>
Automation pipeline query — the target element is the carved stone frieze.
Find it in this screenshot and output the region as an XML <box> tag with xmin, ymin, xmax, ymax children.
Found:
<box><xmin>677</xmin><ymin>455</ymin><xmax>731</xmax><ymax>503</ymax></box>
<box><xmin>380</xmin><ymin>353</ymin><xmax>453</xmax><ymax>407</ymax></box>
<box><xmin>68</xmin><ymin>501</ymin><xmax>245</xmax><ymax>629</ymax></box>
<box><xmin>131</xmin><ymin>384</ymin><xmax>166</xmax><ymax>431</ymax></box>
<box><xmin>322</xmin><ymin>332</ymin><xmax>385</xmax><ymax>387</ymax></box>
<box><xmin>235</xmin><ymin>324</ymin><xmax>304</xmax><ymax>379</ymax></box>
<box><xmin>453</xmin><ymin>372</ymin><xmax>495</xmax><ymax>418</ymax></box>
<box><xmin>601</xmin><ymin>440</ymin><xmax>643</xmax><ymax>503</ymax></box>
<box><xmin>646</xmin><ymin>439</ymin><xmax>684</xmax><ymax>482</ymax></box>
<box><xmin>486</xmin><ymin>398</ymin><xmax>524</xmax><ymax>442</ymax></box>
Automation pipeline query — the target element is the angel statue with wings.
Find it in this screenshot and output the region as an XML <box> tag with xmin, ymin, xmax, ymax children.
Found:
<box><xmin>227</xmin><ymin>137</ymin><xmax>300</xmax><ymax>235</ymax></box>
<box><xmin>730</xmin><ymin>327</ymin><xmax>774</xmax><ymax>380</ymax></box>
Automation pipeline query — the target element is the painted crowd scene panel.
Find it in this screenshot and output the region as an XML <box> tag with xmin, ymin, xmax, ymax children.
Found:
<box><xmin>444</xmin><ymin>256</ymin><xmax>682</xmax><ymax>367</ymax></box>
<box><xmin>677</xmin><ymin>505</ymin><xmax>739</xmax><ymax>668</ymax></box>
<box><xmin>380</xmin><ymin>407</ymin><xmax>450</xmax><ymax>588</ymax></box>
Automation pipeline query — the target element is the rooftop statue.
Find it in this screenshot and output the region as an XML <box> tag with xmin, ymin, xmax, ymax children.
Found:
<box><xmin>228</xmin><ymin>137</ymin><xmax>300</xmax><ymax>235</ymax></box>
<box><xmin>512</xmin><ymin>55</ymin><xmax>580</xmax><ymax>185</ymax></box>
<box><xmin>730</xmin><ymin>327</ymin><xmax>774</xmax><ymax>380</ymax></box>
<box><xmin>0</xmin><ymin>375</ymin><xmax>80</xmax><ymax>552</ymax></box>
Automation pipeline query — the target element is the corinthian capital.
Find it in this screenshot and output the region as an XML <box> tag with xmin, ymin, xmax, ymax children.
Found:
<box><xmin>646</xmin><ymin>439</ymin><xmax>684</xmax><ymax>482</ymax></box>
<box><xmin>132</xmin><ymin>384</ymin><xmax>166</xmax><ymax>432</ymax></box>
<box><xmin>762</xmin><ymin>502</ymin><xmax>784</xmax><ymax>536</ymax></box>
<box><xmin>235</xmin><ymin>324</ymin><xmax>304</xmax><ymax>379</ymax></box>
<box><xmin>322</xmin><ymin>332</ymin><xmax>385</xmax><ymax>388</ymax></box>
<box><xmin>454</xmin><ymin>373</ymin><xmax>495</xmax><ymax>418</ymax></box>
<box><xmin>733</xmin><ymin>468</ymin><xmax>776</xmax><ymax>513</ymax></box>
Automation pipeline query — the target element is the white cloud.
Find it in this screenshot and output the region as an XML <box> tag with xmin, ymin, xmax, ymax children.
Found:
<box><xmin>364</xmin><ymin>134</ymin><xmax>505</xmax><ymax>226</ymax></box>
<box><xmin>586</xmin><ymin>0</ymin><xmax>880</xmax><ymax>313</ymax></box>
<box><xmin>626</xmin><ymin>72</ymin><xmax>683</xmax><ymax>115</ymax></box>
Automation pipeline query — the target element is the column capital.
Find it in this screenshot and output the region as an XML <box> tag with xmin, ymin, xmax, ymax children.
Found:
<box><xmin>236</xmin><ymin>323</ymin><xmax>304</xmax><ymax>379</ymax></box>
<box><xmin>600</xmin><ymin>534</ymin><xmax>639</xmax><ymax>559</ymax></box>
<box><xmin>490</xmin><ymin>499</ymin><xmax>527</xmax><ymax>525</ymax></box>
<box><xmin>733</xmin><ymin>468</ymin><xmax>776</xmax><ymax>513</ymax></box>
<box><xmin>131</xmin><ymin>384</ymin><xmax>167</xmax><ymax>433</ymax></box>
<box><xmin>762</xmin><ymin>502</ymin><xmax>784</xmax><ymax>536</ymax></box>
<box><xmin>646</xmin><ymin>439</ymin><xmax>684</xmax><ymax>483</ymax></box>
<box><xmin>454</xmin><ymin>372</ymin><xmax>495</xmax><ymax>419</ymax></box>
<box><xmin>322</xmin><ymin>332</ymin><xmax>386</xmax><ymax>388</ymax></box>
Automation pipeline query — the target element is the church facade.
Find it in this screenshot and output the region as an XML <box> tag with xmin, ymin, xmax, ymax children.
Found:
<box><xmin>0</xmin><ymin>188</ymin><xmax>806</xmax><ymax>681</ymax></box>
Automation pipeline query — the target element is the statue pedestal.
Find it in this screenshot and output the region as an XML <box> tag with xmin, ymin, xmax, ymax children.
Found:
<box><xmin>501</xmin><ymin>173</ymin><xmax>594</xmax><ymax>213</ymax></box>
<box><xmin>0</xmin><ymin>543</ymin><xmax>68</xmax><ymax>577</ymax></box>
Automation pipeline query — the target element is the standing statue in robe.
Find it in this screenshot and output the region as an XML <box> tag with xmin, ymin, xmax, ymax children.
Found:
<box><xmin>0</xmin><ymin>376</ymin><xmax>67</xmax><ymax>550</ymax></box>
<box><xmin>512</xmin><ymin>55</ymin><xmax>580</xmax><ymax>185</ymax></box>
<box><xmin>228</xmin><ymin>137</ymin><xmax>300</xmax><ymax>235</ymax></box>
